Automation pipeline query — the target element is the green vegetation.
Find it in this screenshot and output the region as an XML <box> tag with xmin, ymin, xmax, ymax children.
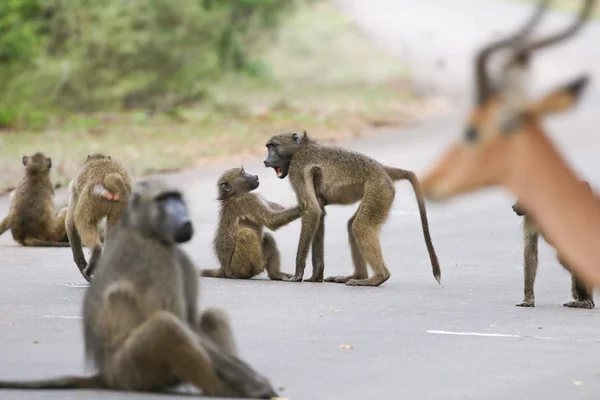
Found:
<box><xmin>0</xmin><ymin>0</ymin><xmax>436</xmax><ymax>193</ymax></box>
<box><xmin>509</xmin><ymin>0</ymin><xmax>600</xmax><ymax>18</ymax></box>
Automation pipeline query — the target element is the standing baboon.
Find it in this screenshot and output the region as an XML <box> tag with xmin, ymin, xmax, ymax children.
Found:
<box><xmin>0</xmin><ymin>152</ymin><xmax>69</xmax><ymax>247</ymax></box>
<box><xmin>201</xmin><ymin>167</ymin><xmax>302</xmax><ymax>280</ymax></box>
<box><xmin>263</xmin><ymin>131</ymin><xmax>441</xmax><ymax>286</ymax></box>
<box><xmin>0</xmin><ymin>179</ymin><xmax>278</xmax><ymax>398</ymax></box>
<box><xmin>66</xmin><ymin>154</ymin><xmax>133</xmax><ymax>282</ymax></box>
<box><xmin>512</xmin><ymin>181</ymin><xmax>595</xmax><ymax>309</ymax></box>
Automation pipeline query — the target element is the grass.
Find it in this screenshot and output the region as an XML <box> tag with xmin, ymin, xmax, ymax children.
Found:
<box><xmin>0</xmin><ymin>1</ymin><xmax>445</xmax><ymax>193</ymax></box>
<box><xmin>508</xmin><ymin>0</ymin><xmax>600</xmax><ymax>18</ymax></box>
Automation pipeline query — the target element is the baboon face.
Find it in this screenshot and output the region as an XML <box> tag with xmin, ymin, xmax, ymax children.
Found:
<box><xmin>511</xmin><ymin>199</ymin><xmax>527</xmax><ymax>216</ymax></box>
<box><xmin>22</xmin><ymin>152</ymin><xmax>52</xmax><ymax>174</ymax></box>
<box><xmin>217</xmin><ymin>167</ymin><xmax>260</xmax><ymax>200</ymax></box>
<box><xmin>263</xmin><ymin>131</ymin><xmax>306</xmax><ymax>179</ymax></box>
<box><xmin>125</xmin><ymin>180</ymin><xmax>194</xmax><ymax>244</ymax></box>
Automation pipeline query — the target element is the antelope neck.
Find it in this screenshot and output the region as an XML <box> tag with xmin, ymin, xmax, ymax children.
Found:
<box><xmin>506</xmin><ymin>124</ymin><xmax>600</xmax><ymax>286</ymax></box>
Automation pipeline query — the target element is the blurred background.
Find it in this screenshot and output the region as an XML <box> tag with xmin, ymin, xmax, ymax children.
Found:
<box><xmin>0</xmin><ymin>0</ymin><xmax>596</xmax><ymax>192</ymax></box>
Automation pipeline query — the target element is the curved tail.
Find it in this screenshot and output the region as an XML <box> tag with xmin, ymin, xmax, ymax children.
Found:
<box><xmin>0</xmin><ymin>374</ymin><xmax>106</xmax><ymax>390</ymax></box>
<box><xmin>385</xmin><ymin>166</ymin><xmax>441</xmax><ymax>283</ymax></box>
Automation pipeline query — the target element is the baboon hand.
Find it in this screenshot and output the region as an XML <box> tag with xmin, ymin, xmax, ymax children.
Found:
<box><xmin>284</xmin><ymin>274</ymin><xmax>303</xmax><ymax>282</ymax></box>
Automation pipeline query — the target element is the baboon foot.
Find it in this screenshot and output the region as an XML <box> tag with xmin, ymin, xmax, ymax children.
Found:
<box><xmin>324</xmin><ymin>274</ymin><xmax>367</xmax><ymax>284</ymax></box>
<box><xmin>346</xmin><ymin>275</ymin><xmax>388</xmax><ymax>287</ymax></box>
<box><xmin>563</xmin><ymin>299</ymin><xmax>595</xmax><ymax>309</ymax></box>
<box><xmin>283</xmin><ymin>274</ymin><xmax>303</xmax><ymax>282</ymax></box>
<box><xmin>268</xmin><ymin>272</ymin><xmax>293</xmax><ymax>281</ymax></box>
<box><xmin>516</xmin><ymin>298</ymin><xmax>535</xmax><ymax>307</ymax></box>
<box><xmin>305</xmin><ymin>275</ymin><xmax>323</xmax><ymax>283</ymax></box>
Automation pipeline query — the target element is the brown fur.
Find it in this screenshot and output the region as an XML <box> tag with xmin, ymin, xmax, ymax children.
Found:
<box><xmin>263</xmin><ymin>131</ymin><xmax>441</xmax><ymax>286</ymax></box>
<box><xmin>201</xmin><ymin>167</ymin><xmax>301</xmax><ymax>281</ymax></box>
<box><xmin>512</xmin><ymin>180</ymin><xmax>595</xmax><ymax>309</ymax></box>
<box><xmin>0</xmin><ymin>152</ymin><xmax>69</xmax><ymax>247</ymax></box>
<box><xmin>66</xmin><ymin>154</ymin><xmax>133</xmax><ymax>282</ymax></box>
<box><xmin>0</xmin><ymin>179</ymin><xmax>278</xmax><ymax>398</ymax></box>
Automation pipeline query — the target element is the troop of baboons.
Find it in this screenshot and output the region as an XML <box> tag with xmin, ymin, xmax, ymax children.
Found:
<box><xmin>0</xmin><ymin>0</ymin><xmax>598</xmax><ymax>397</ymax></box>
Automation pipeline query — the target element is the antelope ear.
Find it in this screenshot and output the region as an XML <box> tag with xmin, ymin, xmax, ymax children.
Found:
<box><xmin>527</xmin><ymin>74</ymin><xmax>589</xmax><ymax>116</ymax></box>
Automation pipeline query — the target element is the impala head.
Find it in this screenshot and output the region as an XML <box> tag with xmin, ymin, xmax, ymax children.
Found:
<box><xmin>422</xmin><ymin>0</ymin><xmax>595</xmax><ymax>200</ymax></box>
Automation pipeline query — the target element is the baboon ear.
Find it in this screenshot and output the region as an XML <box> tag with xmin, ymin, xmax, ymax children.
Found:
<box><xmin>22</xmin><ymin>156</ymin><xmax>28</xmax><ymax>166</ymax></box>
<box><xmin>86</xmin><ymin>154</ymin><xmax>91</xmax><ymax>160</ymax></box>
<box><xmin>47</xmin><ymin>157</ymin><xmax>52</xmax><ymax>168</ymax></box>
<box><xmin>291</xmin><ymin>132</ymin><xmax>300</xmax><ymax>143</ymax></box>
<box><xmin>220</xmin><ymin>182</ymin><xmax>231</xmax><ymax>192</ymax></box>
<box><xmin>527</xmin><ymin>74</ymin><xmax>589</xmax><ymax>116</ymax></box>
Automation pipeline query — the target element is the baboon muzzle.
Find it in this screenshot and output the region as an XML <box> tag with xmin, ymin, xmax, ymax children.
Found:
<box><xmin>163</xmin><ymin>197</ymin><xmax>194</xmax><ymax>243</ymax></box>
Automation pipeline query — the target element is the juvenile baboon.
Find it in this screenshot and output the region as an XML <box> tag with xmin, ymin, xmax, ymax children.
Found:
<box><xmin>201</xmin><ymin>167</ymin><xmax>302</xmax><ymax>280</ymax></box>
<box><xmin>512</xmin><ymin>180</ymin><xmax>595</xmax><ymax>309</ymax></box>
<box><xmin>263</xmin><ymin>131</ymin><xmax>441</xmax><ymax>286</ymax></box>
<box><xmin>0</xmin><ymin>152</ymin><xmax>69</xmax><ymax>247</ymax></box>
<box><xmin>66</xmin><ymin>154</ymin><xmax>133</xmax><ymax>282</ymax></box>
<box><xmin>0</xmin><ymin>179</ymin><xmax>278</xmax><ymax>398</ymax></box>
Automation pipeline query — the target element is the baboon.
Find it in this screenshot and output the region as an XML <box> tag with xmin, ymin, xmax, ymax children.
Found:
<box><xmin>0</xmin><ymin>179</ymin><xmax>278</xmax><ymax>398</ymax></box>
<box><xmin>512</xmin><ymin>180</ymin><xmax>595</xmax><ymax>309</ymax></box>
<box><xmin>201</xmin><ymin>167</ymin><xmax>302</xmax><ymax>280</ymax></box>
<box><xmin>0</xmin><ymin>152</ymin><xmax>69</xmax><ymax>247</ymax></box>
<box><xmin>263</xmin><ymin>131</ymin><xmax>441</xmax><ymax>286</ymax></box>
<box><xmin>66</xmin><ymin>154</ymin><xmax>133</xmax><ymax>282</ymax></box>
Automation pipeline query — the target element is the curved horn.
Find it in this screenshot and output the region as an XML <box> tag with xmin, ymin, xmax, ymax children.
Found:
<box><xmin>513</xmin><ymin>0</ymin><xmax>596</xmax><ymax>60</ymax></box>
<box><xmin>474</xmin><ymin>0</ymin><xmax>549</xmax><ymax>104</ymax></box>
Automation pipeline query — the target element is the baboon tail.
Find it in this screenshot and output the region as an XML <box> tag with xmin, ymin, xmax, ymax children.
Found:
<box><xmin>103</xmin><ymin>173</ymin><xmax>130</xmax><ymax>199</ymax></box>
<box><xmin>200</xmin><ymin>268</ymin><xmax>225</xmax><ymax>278</ymax></box>
<box><xmin>0</xmin><ymin>374</ymin><xmax>106</xmax><ymax>390</ymax></box>
<box><xmin>0</xmin><ymin>215</ymin><xmax>10</xmax><ymax>236</ymax></box>
<box><xmin>385</xmin><ymin>166</ymin><xmax>441</xmax><ymax>283</ymax></box>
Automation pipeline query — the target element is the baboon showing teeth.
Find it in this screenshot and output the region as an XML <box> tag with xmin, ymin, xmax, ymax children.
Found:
<box><xmin>0</xmin><ymin>179</ymin><xmax>278</xmax><ymax>398</ymax></box>
<box><xmin>201</xmin><ymin>167</ymin><xmax>302</xmax><ymax>280</ymax></box>
<box><xmin>263</xmin><ymin>131</ymin><xmax>441</xmax><ymax>286</ymax></box>
<box><xmin>66</xmin><ymin>153</ymin><xmax>133</xmax><ymax>283</ymax></box>
<box><xmin>512</xmin><ymin>181</ymin><xmax>595</xmax><ymax>309</ymax></box>
<box><xmin>0</xmin><ymin>152</ymin><xmax>69</xmax><ymax>247</ymax></box>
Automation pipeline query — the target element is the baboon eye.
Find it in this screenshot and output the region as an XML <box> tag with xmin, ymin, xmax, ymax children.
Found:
<box><xmin>464</xmin><ymin>127</ymin><xmax>479</xmax><ymax>142</ymax></box>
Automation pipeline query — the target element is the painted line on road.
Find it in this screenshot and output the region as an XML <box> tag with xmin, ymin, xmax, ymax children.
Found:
<box><xmin>43</xmin><ymin>315</ymin><xmax>82</xmax><ymax>319</ymax></box>
<box><xmin>427</xmin><ymin>330</ymin><xmax>600</xmax><ymax>342</ymax></box>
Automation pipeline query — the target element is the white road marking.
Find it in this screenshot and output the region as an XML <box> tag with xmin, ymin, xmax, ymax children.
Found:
<box><xmin>427</xmin><ymin>330</ymin><xmax>600</xmax><ymax>342</ymax></box>
<box><xmin>60</xmin><ymin>283</ymin><xmax>89</xmax><ymax>288</ymax></box>
<box><xmin>43</xmin><ymin>315</ymin><xmax>82</xmax><ymax>319</ymax></box>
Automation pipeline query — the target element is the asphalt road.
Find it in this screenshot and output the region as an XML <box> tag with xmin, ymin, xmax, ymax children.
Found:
<box><xmin>2</xmin><ymin>1</ymin><xmax>600</xmax><ymax>399</ymax></box>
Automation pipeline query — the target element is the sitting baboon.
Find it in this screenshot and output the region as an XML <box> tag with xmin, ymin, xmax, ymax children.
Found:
<box><xmin>512</xmin><ymin>181</ymin><xmax>595</xmax><ymax>309</ymax></box>
<box><xmin>0</xmin><ymin>152</ymin><xmax>69</xmax><ymax>247</ymax></box>
<box><xmin>0</xmin><ymin>179</ymin><xmax>278</xmax><ymax>398</ymax></box>
<box><xmin>66</xmin><ymin>154</ymin><xmax>133</xmax><ymax>282</ymax></box>
<box><xmin>264</xmin><ymin>131</ymin><xmax>441</xmax><ymax>286</ymax></box>
<box><xmin>201</xmin><ymin>167</ymin><xmax>302</xmax><ymax>280</ymax></box>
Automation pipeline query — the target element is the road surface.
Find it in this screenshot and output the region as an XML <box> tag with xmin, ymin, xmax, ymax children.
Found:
<box><xmin>1</xmin><ymin>1</ymin><xmax>600</xmax><ymax>399</ymax></box>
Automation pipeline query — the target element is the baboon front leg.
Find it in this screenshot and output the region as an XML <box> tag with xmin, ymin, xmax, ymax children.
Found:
<box><xmin>516</xmin><ymin>222</ymin><xmax>538</xmax><ymax>307</ymax></box>
<box><xmin>564</xmin><ymin>272</ymin><xmax>595</xmax><ymax>309</ymax></box>
<box><xmin>0</xmin><ymin>215</ymin><xmax>10</xmax><ymax>236</ymax></box>
<box><xmin>82</xmin><ymin>244</ymin><xmax>102</xmax><ymax>282</ymax></box>
<box><xmin>196</xmin><ymin>309</ymin><xmax>278</xmax><ymax>398</ymax></box>
<box><xmin>261</xmin><ymin>233</ymin><xmax>292</xmax><ymax>281</ymax></box>
<box><xmin>325</xmin><ymin>210</ymin><xmax>368</xmax><ymax>284</ymax></box>
<box><xmin>106</xmin><ymin>311</ymin><xmax>231</xmax><ymax>396</ymax></box>
<box><xmin>305</xmin><ymin>213</ymin><xmax>325</xmax><ymax>282</ymax></box>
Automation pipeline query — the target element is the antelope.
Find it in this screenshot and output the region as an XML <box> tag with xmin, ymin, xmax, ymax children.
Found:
<box><xmin>420</xmin><ymin>0</ymin><xmax>600</xmax><ymax>290</ymax></box>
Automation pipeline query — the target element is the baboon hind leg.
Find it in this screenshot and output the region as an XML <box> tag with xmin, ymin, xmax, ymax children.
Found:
<box><xmin>262</xmin><ymin>232</ymin><xmax>292</xmax><ymax>281</ymax></box>
<box><xmin>564</xmin><ymin>272</ymin><xmax>595</xmax><ymax>309</ymax></box>
<box><xmin>22</xmin><ymin>237</ymin><xmax>70</xmax><ymax>247</ymax></box>
<box><xmin>52</xmin><ymin>207</ymin><xmax>69</xmax><ymax>243</ymax></box>
<box><xmin>325</xmin><ymin>209</ymin><xmax>368</xmax><ymax>284</ymax></box>
<box><xmin>105</xmin><ymin>311</ymin><xmax>231</xmax><ymax>396</ymax></box>
<box><xmin>0</xmin><ymin>215</ymin><xmax>10</xmax><ymax>236</ymax></box>
<box><xmin>228</xmin><ymin>229</ymin><xmax>264</xmax><ymax>279</ymax></box>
